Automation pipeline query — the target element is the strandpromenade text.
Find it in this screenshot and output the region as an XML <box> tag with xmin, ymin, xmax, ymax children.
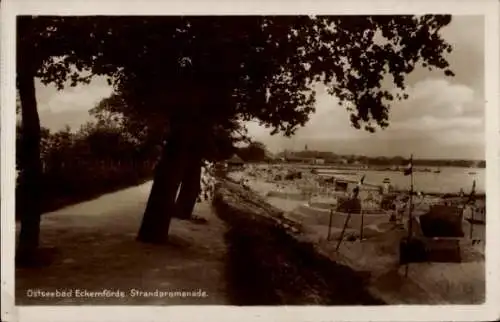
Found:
<box><xmin>26</xmin><ymin>288</ymin><xmax>208</xmax><ymax>299</ymax></box>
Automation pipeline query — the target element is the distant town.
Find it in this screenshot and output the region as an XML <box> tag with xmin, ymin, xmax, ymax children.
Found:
<box><xmin>234</xmin><ymin>142</ymin><xmax>485</xmax><ymax>169</ymax></box>
<box><xmin>276</xmin><ymin>149</ymin><xmax>485</xmax><ymax>168</ymax></box>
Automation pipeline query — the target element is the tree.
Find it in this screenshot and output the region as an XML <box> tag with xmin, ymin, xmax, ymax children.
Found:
<box><xmin>15</xmin><ymin>16</ymin><xmax>119</xmax><ymax>265</ymax></box>
<box><xmin>18</xmin><ymin>15</ymin><xmax>455</xmax><ymax>248</ymax></box>
<box><xmin>103</xmin><ymin>16</ymin><xmax>454</xmax><ymax>243</ymax></box>
<box><xmin>17</xmin><ymin>17</ymin><xmax>54</xmax><ymax>264</ymax></box>
<box><xmin>238</xmin><ymin>141</ymin><xmax>268</xmax><ymax>162</ymax></box>
<box><xmin>90</xmin><ymin>92</ymin><xmax>241</xmax><ymax>221</ymax></box>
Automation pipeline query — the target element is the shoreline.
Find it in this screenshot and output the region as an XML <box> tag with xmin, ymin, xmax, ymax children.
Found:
<box><xmin>254</xmin><ymin>161</ymin><xmax>485</xmax><ymax>170</ymax></box>
<box><xmin>238</xmin><ymin>163</ymin><xmax>485</xmax><ymax>197</ymax></box>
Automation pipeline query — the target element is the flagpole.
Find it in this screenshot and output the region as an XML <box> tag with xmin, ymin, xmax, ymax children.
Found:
<box><xmin>408</xmin><ymin>154</ymin><xmax>414</xmax><ymax>241</ymax></box>
<box><xmin>405</xmin><ymin>154</ymin><xmax>414</xmax><ymax>278</ymax></box>
<box><xmin>327</xmin><ymin>208</ymin><xmax>334</xmax><ymax>241</ymax></box>
<box><xmin>360</xmin><ymin>208</ymin><xmax>364</xmax><ymax>240</ymax></box>
<box><xmin>467</xmin><ymin>180</ymin><xmax>476</xmax><ymax>241</ymax></box>
<box><xmin>469</xmin><ymin>206</ymin><xmax>474</xmax><ymax>239</ymax></box>
<box><xmin>359</xmin><ymin>176</ymin><xmax>365</xmax><ymax>240</ymax></box>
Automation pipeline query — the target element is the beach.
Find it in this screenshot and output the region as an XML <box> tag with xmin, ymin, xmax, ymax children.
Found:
<box><xmin>225</xmin><ymin>163</ymin><xmax>486</xmax><ymax>304</ymax></box>
<box><xmin>247</xmin><ymin>163</ymin><xmax>485</xmax><ymax>194</ymax></box>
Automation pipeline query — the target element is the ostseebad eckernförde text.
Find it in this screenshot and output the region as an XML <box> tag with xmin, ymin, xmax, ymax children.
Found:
<box><xmin>26</xmin><ymin>288</ymin><xmax>209</xmax><ymax>299</ymax></box>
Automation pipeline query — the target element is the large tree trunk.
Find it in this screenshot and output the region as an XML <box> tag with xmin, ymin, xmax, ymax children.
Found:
<box><xmin>136</xmin><ymin>134</ymin><xmax>187</xmax><ymax>243</ymax></box>
<box><xmin>16</xmin><ymin>65</ymin><xmax>43</xmax><ymax>266</ymax></box>
<box><xmin>174</xmin><ymin>156</ymin><xmax>202</xmax><ymax>220</ymax></box>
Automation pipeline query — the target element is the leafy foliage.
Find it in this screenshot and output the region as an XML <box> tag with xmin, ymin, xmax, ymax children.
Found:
<box><xmin>19</xmin><ymin>15</ymin><xmax>455</xmax><ymax>143</ymax></box>
<box><xmin>31</xmin><ymin>15</ymin><xmax>452</xmax><ymax>136</ymax></box>
<box><xmin>16</xmin><ymin>121</ymin><xmax>156</xmax><ymax>213</ymax></box>
<box><xmin>21</xmin><ymin>15</ymin><xmax>455</xmax><ymax>159</ymax></box>
<box><xmin>237</xmin><ymin>141</ymin><xmax>269</xmax><ymax>162</ymax></box>
<box><xmin>90</xmin><ymin>93</ymin><xmax>242</xmax><ymax>163</ymax></box>
<box><xmin>90</xmin><ymin>95</ymin><xmax>235</xmax><ymax>203</ymax></box>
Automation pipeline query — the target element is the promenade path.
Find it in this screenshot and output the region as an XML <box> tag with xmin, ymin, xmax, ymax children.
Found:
<box><xmin>15</xmin><ymin>181</ymin><xmax>230</xmax><ymax>305</ymax></box>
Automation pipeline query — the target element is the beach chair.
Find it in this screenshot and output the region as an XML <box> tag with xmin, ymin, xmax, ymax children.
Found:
<box><xmin>420</xmin><ymin>205</ymin><xmax>464</xmax><ymax>238</ymax></box>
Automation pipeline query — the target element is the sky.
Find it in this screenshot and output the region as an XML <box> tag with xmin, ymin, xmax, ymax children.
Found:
<box><xmin>34</xmin><ymin>15</ymin><xmax>485</xmax><ymax>159</ymax></box>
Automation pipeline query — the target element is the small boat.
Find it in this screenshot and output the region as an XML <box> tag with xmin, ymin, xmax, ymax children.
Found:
<box><xmin>434</xmin><ymin>168</ymin><xmax>441</xmax><ymax>174</ymax></box>
<box><xmin>468</xmin><ymin>171</ymin><xmax>477</xmax><ymax>175</ymax></box>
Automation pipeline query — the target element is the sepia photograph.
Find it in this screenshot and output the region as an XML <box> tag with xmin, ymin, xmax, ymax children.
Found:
<box><xmin>1</xmin><ymin>1</ymin><xmax>499</xmax><ymax>322</ymax></box>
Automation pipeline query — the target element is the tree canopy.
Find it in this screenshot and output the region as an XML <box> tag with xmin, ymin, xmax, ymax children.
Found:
<box><xmin>23</xmin><ymin>15</ymin><xmax>454</xmax><ymax>137</ymax></box>
<box><xmin>16</xmin><ymin>15</ymin><xmax>456</xmax><ymax>252</ymax></box>
<box><xmin>237</xmin><ymin>141</ymin><xmax>269</xmax><ymax>162</ymax></box>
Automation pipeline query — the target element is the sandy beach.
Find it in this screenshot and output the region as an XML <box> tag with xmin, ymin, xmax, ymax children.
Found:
<box><xmin>227</xmin><ymin>164</ymin><xmax>485</xmax><ymax>304</ymax></box>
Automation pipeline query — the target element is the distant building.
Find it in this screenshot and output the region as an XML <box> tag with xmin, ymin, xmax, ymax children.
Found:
<box><xmin>285</xmin><ymin>156</ymin><xmax>314</xmax><ymax>164</ymax></box>
<box><xmin>382</xmin><ymin>178</ymin><xmax>391</xmax><ymax>194</ymax></box>
<box><xmin>227</xmin><ymin>154</ymin><xmax>245</xmax><ymax>170</ymax></box>
<box><xmin>314</xmin><ymin>158</ymin><xmax>325</xmax><ymax>165</ymax></box>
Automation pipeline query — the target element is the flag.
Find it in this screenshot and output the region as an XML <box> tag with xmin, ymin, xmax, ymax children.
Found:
<box><xmin>403</xmin><ymin>155</ymin><xmax>413</xmax><ymax>176</ymax></box>
<box><xmin>466</xmin><ymin>180</ymin><xmax>476</xmax><ymax>204</ymax></box>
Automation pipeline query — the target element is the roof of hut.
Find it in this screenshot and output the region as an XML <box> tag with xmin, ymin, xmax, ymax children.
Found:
<box><xmin>227</xmin><ymin>154</ymin><xmax>244</xmax><ymax>165</ymax></box>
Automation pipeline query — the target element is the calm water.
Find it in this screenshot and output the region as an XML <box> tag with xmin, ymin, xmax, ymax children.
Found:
<box><xmin>316</xmin><ymin>167</ymin><xmax>485</xmax><ymax>194</ymax></box>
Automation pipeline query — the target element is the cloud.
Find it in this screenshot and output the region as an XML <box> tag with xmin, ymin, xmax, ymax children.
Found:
<box><xmin>37</xmin><ymin>77</ymin><xmax>113</xmax><ymax>114</ymax></box>
<box><xmin>292</xmin><ymin>90</ymin><xmax>359</xmax><ymax>140</ymax></box>
<box><xmin>39</xmin><ymin>109</ymin><xmax>97</xmax><ymax>132</ymax></box>
<box><xmin>248</xmin><ymin>77</ymin><xmax>482</xmax><ymax>134</ymax></box>
<box><xmin>382</xmin><ymin>78</ymin><xmax>483</xmax><ymax>148</ymax></box>
<box><xmin>405</xmin><ymin>16</ymin><xmax>484</xmax><ymax>96</ymax></box>
<box><xmin>243</xmin><ymin>16</ymin><xmax>485</xmax><ymax>156</ymax></box>
<box><xmin>36</xmin><ymin>76</ymin><xmax>113</xmax><ymax>131</ymax></box>
<box><xmin>246</xmin><ymin>77</ymin><xmax>484</xmax><ymax>158</ymax></box>
<box><xmin>391</xmin><ymin>115</ymin><xmax>482</xmax><ymax>132</ymax></box>
<box><xmin>390</xmin><ymin>78</ymin><xmax>477</xmax><ymax>121</ymax></box>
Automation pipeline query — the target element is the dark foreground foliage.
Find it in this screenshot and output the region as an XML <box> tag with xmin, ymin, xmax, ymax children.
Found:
<box><xmin>16</xmin><ymin>122</ymin><xmax>157</xmax><ymax>217</ymax></box>
<box><xmin>16</xmin><ymin>162</ymin><xmax>154</xmax><ymax>217</ymax></box>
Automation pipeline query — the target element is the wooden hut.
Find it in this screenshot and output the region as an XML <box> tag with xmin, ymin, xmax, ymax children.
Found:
<box><xmin>227</xmin><ymin>154</ymin><xmax>245</xmax><ymax>170</ymax></box>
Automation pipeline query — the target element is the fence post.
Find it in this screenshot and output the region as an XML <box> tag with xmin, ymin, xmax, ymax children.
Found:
<box><xmin>469</xmin><ymin>206</ymin><xmax>474</xmax><ymax>240</ymax></box>
<box><xmin>336</xmin><ymin>210</ymin><xmax>353</xmax><ymax>252</ymax></box>
<box><xmin>327</xmin><ymin>208</ymin><xmax>334</xmax><ymax>241</ymax></box>
<box><xmin>360</xmin><ymin>209</ymin><xmax>364</xmax><ymax>240</ymax></box>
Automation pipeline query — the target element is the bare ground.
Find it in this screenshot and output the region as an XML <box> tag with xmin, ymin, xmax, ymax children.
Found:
<box><xmin>15</xmin><ymin>181</ymin><xmax>230</xmax><ymax>305</ymax></box>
